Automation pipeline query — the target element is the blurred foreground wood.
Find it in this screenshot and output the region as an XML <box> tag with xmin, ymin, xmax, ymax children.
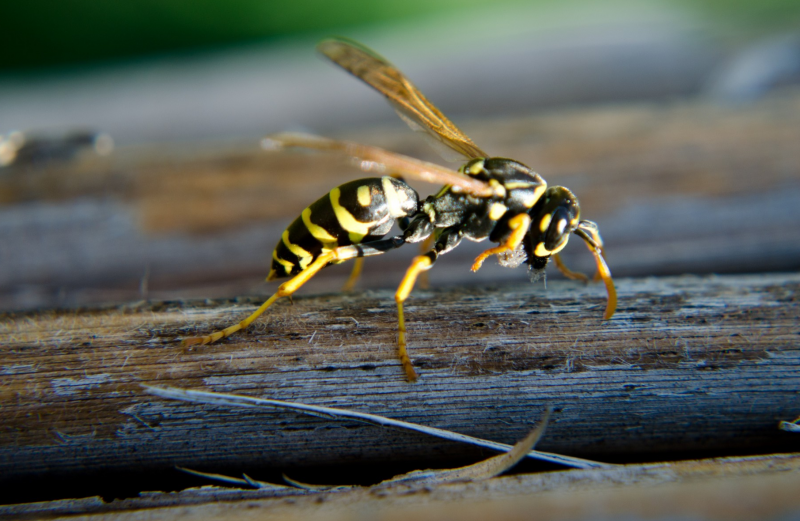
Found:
<box><xmin>2</xmin><ymin>273</ymin><xmax>799</xmax><ymax>501</ymax></box>
<box><xmin>4</xmin><ymin>453</ymin><xmax>800</xmax><ymax>520</ymax></box>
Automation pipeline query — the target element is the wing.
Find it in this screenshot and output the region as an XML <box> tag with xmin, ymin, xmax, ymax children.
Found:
<box><xmin>317</xmin><ymin>37</ymin><xmax>488</xmax><ymax>160</ymax></box>
<box><xmin>263</xmin><ymin>132</ymin><xmax>496</xmax><ymax>197</ymax></box>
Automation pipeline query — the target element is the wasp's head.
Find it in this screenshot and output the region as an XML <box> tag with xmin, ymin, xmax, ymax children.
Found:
<box><xmin>523</xmin><ymin>186</ymin><xmax>581</xmax><ymax>276</ymax></box>
<box><xmin>520</xmin><ymin>186</ymin><xmax>616</xmax><ymax>319</ymax></box>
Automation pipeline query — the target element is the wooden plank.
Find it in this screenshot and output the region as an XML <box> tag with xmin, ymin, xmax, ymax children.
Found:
<box><xmin>2</xmin><ymin>272</ymin><xmax>799</xmax><ymax>500</ymax></box>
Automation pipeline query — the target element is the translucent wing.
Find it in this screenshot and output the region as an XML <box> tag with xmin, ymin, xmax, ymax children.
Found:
<box><xmin>318</xmin><ymin>37</ymin><xmax>488</xmax><ymax>160</ymax></box>
<box><xmin>263</xmin><ymin>133</ymin><xmax>495</xmax><ymax>197</ymax></box>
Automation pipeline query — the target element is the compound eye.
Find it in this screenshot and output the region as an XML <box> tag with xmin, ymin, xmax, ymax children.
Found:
<box><xmin>543</xmin><ymin>207</ymin><xmax>572</xmax><ymax>252</ymax></box>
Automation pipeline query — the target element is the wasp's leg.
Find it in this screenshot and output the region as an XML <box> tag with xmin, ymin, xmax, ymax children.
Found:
<box><xmin>574</xmin><ymin>221</ymin><xmax>616</xmax><ymax>320</ymax></box>
<box><xmin>572</xmin><ymin>220</ymin><xmax>608</xmax><ymax>282</ymax></box>
<box><xmin>341</xmin><ymin>257</ymin><xmax>364</xmax><ymax>292</ymax></box>
<box><xmin>395</xmin><ymin>252</ymin><xmax>436</xmax><ymax>382</ymax></box>
<box><xmin>583</xmin><ymin>243</ymin><xmax>616</xmax><ymax>320</ymax></box>
<box><xmin>183</xmin><ymin>238</ymin><xmax>405</xmax><ymax>346</ymax></box>
<box><xmin>471</xmin><ymin>213</ymin><xmax>532</xmax><ymax>272</ymax></box>
<box><xmin>416</xmin><ymin>234</ymin><xmax>436</xmax><ymax>289</ymax></box>
<box><xmin>394</xmin><ymin>228</ymin><xmax>462</xmax><ymax>382</ymax></box>
<box><xmin>390</xmin><ymin>213</ymin><xmax>435</xmax><ymax>380</ymax></box>
<box><xmin>552</xmin><ymin>253</ymin><xmax>589</xmax><ymax>282</ymax></box>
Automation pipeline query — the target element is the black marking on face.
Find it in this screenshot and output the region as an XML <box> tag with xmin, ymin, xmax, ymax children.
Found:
<box><xmin>523</xmin><ymin>186</ymin><xmax>581</xmax><ymax>266</ymax></box>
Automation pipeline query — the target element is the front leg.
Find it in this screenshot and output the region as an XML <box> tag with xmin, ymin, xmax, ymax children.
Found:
<box><xmin>471</xmin><ymin>213</ymin><xmax>532</xmax><ymax>272</ymax></box>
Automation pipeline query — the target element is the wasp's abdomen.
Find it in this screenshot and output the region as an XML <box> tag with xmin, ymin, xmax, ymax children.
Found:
<box><xmin>269</xmin><ymin>177</ymin><xmax>418</xmax><ymax>279</ymax></box>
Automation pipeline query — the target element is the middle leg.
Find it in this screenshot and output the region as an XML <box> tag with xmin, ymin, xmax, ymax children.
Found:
<box><xmin>394</xmin><ymin>228</ymin><xmax>462</xmax><ymax>381</ymax></box>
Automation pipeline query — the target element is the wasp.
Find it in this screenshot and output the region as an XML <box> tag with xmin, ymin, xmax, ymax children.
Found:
<box><xmin>183</xmin><ymin>37</ymin><xmax>617</xmax><ymax>381</ymax></box>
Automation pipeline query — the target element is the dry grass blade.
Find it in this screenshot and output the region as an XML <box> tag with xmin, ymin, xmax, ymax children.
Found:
<box><xmin>179</xmin><ymin>408</ymin><xmax>552</xmax><ymax>492</ymax></box>
<box><xmin>143</xmin><ymin>385</ymin><xmax>607</xmax><ymax>469</ymax></box>
<box><xmin>176</xmin><ymin>466</ymin><xmax>294</xmax><ymax>490</ymax></box>
<box><xmin>377</xmin><ymin>407</ymin><xmax>552</xmax><ymax>487</ymax></box>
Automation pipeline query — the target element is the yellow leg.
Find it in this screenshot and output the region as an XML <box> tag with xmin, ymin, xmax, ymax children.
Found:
<box><xmin>417</xmin><ymin>234</ymin><xmax>435</xmax><ymax>289</ymax></box>
<box><xmin>573</xmin><ymin>220</ymin><xmax>616</xmax><ymax>319</ymax></box>
<box><xmin>182</xmin><ymin>248</ymin><xmax>359</xmax><ymax>346</ymax></box>
<box><xmin>584</xmin><ymin>243</ymin><xmax>616</xmax><ymax>320</ymax></box>
<box><xmin>341</xmin><ymin>257</ymin><xmax>364</xmax><ymax>292</ymax></box>
<box><xmin>394</xmin><ymin>254</ymin><xmax>436</xmax><ymax>382</ymax></box>
<box><xmin>471</xmin><ymin>213</ymin><xmax>532</xmax><ymax>272</ymax></box>
<box><xmin>552</xmin><ymin>253</ymin><xmax>589</xmax><ymax>282</ymax></box>
<box><xmin>593</xmin><ymin>247</ymin><xmax>608</xmax><ymax>283</ymax></box>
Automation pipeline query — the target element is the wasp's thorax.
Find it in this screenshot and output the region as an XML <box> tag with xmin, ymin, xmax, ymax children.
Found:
<box><xmin>461</xmin><ymin>158</ymin><xmax>546</xmax><ymax>212</ymax></box>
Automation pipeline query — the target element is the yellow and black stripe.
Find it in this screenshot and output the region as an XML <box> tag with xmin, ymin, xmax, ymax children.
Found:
<box><xmin>268</xmin><ymin>177</ymin><xmax>418</xmax><ymax>280</ymax></box>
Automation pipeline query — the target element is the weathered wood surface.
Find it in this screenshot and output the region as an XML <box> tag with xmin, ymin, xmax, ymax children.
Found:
<box><xmin>2</xmin><ymin>273</ymin><xmax>799</xmax><ymax>496</ymax></box>
<box><xmin>4</xmin><ymin>453</ymin><xmax>800</xmax><ymax>520</ymax></box>
<box><xmin>2</xmin><ymin>91</ymin><xmax>800</xmax><ymax>311</ymax></box>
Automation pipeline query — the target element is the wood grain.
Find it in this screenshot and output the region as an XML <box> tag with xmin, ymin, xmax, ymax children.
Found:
<box><xmin>2</xmin><ymin>273</ymin><xmax>799</xmax><ymax>492</ymax></box>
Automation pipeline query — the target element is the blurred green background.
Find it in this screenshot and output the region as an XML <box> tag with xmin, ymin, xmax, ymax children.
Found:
<box><xmin>3</xmin><ymin>0</ymin><xmax>800</xmax><ymax>74</ymax></box>
<box><xmin>2</xmin><ymin>0</ymin><xmax>800</xmax><ymax>145</ymax></box>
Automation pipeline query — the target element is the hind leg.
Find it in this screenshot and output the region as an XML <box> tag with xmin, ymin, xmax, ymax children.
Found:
<box><xmin>183</xmin><ymin>238</ymin><xmax>404</xmax><ymax>346</ymax></box>
<box><xmin>341</xmin><ymin>257</ymin><xmax>365</xmax><ymax>292</ymax></box>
